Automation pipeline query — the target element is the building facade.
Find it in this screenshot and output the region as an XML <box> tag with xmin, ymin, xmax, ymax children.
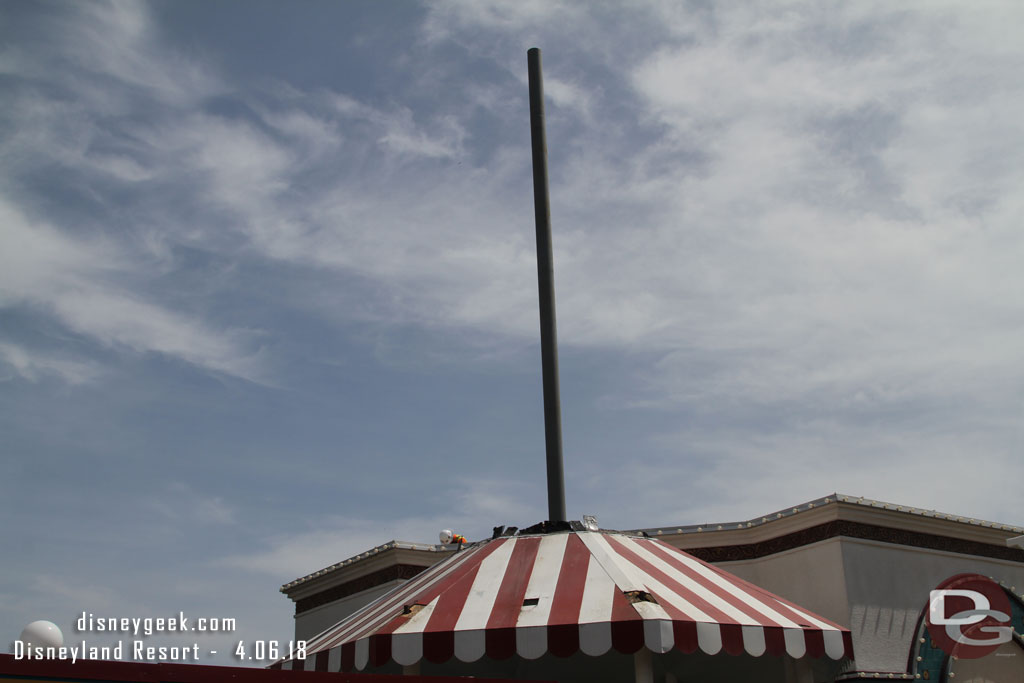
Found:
<box><xmin>281</xmin><ymin>495</ymin><xmax>1024</xmax><ymax>681</ymax></box>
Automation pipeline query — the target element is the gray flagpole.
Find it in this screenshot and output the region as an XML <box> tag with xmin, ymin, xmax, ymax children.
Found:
<box><xmin>527</xmin><ymin>47</ymin><xmax>567</xmax><ymax>524</ymax></box>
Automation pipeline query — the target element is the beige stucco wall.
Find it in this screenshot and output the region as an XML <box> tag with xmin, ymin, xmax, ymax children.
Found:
<box><xmin>715</xmin><ymin>537</ymin><xmax>851</xmax><ymax>628</ymax></box>
<box><xmin>702</xmin><ymin>536</ymin><xmax>1024</xmax><ymax>673</ymax></box>
<box><xmin>838</xmin><ymin>537</ymin><xmax>1024</xmax><ymax>673</ymax></box>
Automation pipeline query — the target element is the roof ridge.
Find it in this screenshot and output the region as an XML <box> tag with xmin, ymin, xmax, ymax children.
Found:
<box><xmin>632</xmin><ymin>493</ymin><xmax>1024</xmax><ymax>538</ymax></box>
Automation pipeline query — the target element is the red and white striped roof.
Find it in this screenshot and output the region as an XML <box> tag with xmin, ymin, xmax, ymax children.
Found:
<box><xmin>284</xmin><ymin>531</ymin><xmax>853</xmax><ymax>671</ymax></box>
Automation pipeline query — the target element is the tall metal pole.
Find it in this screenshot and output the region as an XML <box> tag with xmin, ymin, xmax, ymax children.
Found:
<box><xmin>527</xmin><ymin>47</ymin><xmax>567</xmax><ymax>523</ymax></box>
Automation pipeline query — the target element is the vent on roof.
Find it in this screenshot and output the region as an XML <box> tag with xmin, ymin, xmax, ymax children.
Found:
<box><xmin>522</xmin><ymin>597</ymin><xmax>540</xmax><ymax>607</ymax></box>
<box><xmin>624</xmin><ymin>590</ymin><xmax>657</xmax><ymax>604</ymax></box>
<box><xmin>402</xmin><ymin>604</ymin><xmax>426</xmax><ymax>617</ymax></box>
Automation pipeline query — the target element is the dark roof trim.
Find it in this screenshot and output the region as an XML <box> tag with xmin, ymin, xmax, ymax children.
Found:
<box><xmin>295</xmin><ymin>564</ymin><xmax>431</xmax><ymax>615</ymax></box>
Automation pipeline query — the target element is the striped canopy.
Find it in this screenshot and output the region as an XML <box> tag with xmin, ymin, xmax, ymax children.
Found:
<box><xmin>285</xmin><ymin>531</ymin><xmax>853</xmax><ymax>671</ymax></box>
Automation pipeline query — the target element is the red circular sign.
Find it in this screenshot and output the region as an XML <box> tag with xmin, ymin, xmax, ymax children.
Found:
<box><xmin>925</xmin><ymin>573</ymin><xmax>1013</xmax><ymax>659</ymax></box>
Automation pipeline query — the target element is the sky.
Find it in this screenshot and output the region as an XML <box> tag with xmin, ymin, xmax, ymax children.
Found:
<box><xmin>2</xmin><ymin>0</ymin><xmax>1023</xmax><ymax>667</ymax></box>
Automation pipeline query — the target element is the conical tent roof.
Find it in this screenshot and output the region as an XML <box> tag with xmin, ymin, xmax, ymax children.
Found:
<box><xmin>280</xmin><ymin>530</ymin><xmax>852</xmax><ymax>672</ymax></box>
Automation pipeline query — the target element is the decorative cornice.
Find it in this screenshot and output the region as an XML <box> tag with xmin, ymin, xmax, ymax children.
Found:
<box><xmin>281</xmin><ymin>541</ymin><xmax>450</xmax><ymax>594</ymax></box>
<box><xmin>684</xmin><ymin>520</ymin><xmax>1024</xmax><ymax>564</ymax></box>
<box><xmin>632</xmin><ymin>493</ymin><xmax>1024</xmax><ymax>541</ymax></box>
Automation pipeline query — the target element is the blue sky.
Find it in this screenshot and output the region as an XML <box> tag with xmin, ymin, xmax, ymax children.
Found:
<box><xmin>3</xmin><ymin>0</ymin><xmax>1023</xmax><ymax>665</ymax></box>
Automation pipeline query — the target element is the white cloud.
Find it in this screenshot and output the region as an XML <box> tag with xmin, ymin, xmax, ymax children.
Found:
<box><xmin>405</xmin><ymin>1</ymin><xmax>1024</xmax><ymax>535</ymax></box>
<box><xmin>30</xmin><ymin>575</ymin><xmax>119</xmax><ymax>613</ymax></box>
<box><xmin>0</xmin><ymin>1</ymin><xmax>277</xmax><ymax>382</ymax></box>
<box><xmin>219</xmin><ymin>477</ymin><xmax>540</xmax><ymax>579</ymax></box>
<box><xmin>635</xmin><ymin>417</ymin><xmax>1023</xmax><ymax>529</ymax></box>
<box><xmin>421</xmin><ymin>0</ymin><xmax>584</xmax><ymax>43</ymax></box>
<box><xmin>52</xmin><ymin>289</ymin><xmax>262</xmax><ymax>378</ymax></box>
<box><xmin>257</xmin><ymin>108</ymin><xmax>344</xmax><ymax>156</ymax></box>
<box><xmin>325</xmin><ymin>93</ymin><xmax>466</xmax><ymax>159</ymax></box>
<box><xmin>5</xmin><ymin>0</ymin><xmax>1021</xmax><ymax>418</ymax></box>
<box><xmin>61</xmin><ymin>1</ymin><xmax>221</xmax><ymax>108</ymax></box>
<box><xmin>0</xmin><ymin>199</ymin><xmax>264</xmax><ymax>381</ymax></box>
<box><xmin>3</xmin><ymin>0</ymin><xmax>1022</xmax><ymax>471</ymax></box>
<box><xmin>0</xmin><ymin>343</ymin><xmax>100</xmax><ymax>385</ymax></box>
<box><xmin>147</xmin><ymin>483</ymin><xmax>237</xmax><ymax>526</ymax></box>
<box><xmin>88</xmin><ymin>153</ymin><xmax>154</xmax><ymax>183</ymax></box>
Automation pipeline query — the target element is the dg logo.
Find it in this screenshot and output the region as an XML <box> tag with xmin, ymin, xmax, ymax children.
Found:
<box><xmin>926</xmin><ymin>573</ymin><xmax>1014</xmax><ymax>659</ymax></box>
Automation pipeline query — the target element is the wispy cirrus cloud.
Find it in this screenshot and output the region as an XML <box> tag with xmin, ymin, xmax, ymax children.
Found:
<box><xmin>0</xmin><ymin>2</ymin><xmax>267</xmax><ymax>381</ymax></box>
<box><xmin>5</xmin><ymin>0</ymin><xmax>1022</xmax><ymax>498</ymax></box>
<box><xmin>407</xmin><ymin>1</ymin><xmax>1024</xmax><ymax>528</ymax></box>
<box><xmin>0</xmin><ymin>343</ymin><xmax>100</xmax><ymax>385</ymax></box>
<box><xmin>146</xmin><ymin>482</ymin><xmax>237</xmax><ymax>526</ymax></box>
<box><xmin>218</xmin><ymin>476</ymin><xmax>540</xmax><ymax>578</ymax></box>
<box><xmin>0</xmin><ymin>198</ymin><xmax>265</xmax><ymax>381</ymax></box>
<box><xmin>0</xmin><ymin>0</ymin><xmax>221</xmax><ymax>108</ymax></box>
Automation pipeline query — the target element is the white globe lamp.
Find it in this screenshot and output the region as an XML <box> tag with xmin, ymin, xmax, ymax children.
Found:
<box><xmin>19</xmin><ymin>620</ymin><xmax>63</xmax><ymax>650</ymax></box>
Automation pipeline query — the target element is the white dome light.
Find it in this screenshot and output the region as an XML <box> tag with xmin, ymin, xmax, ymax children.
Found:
<box><xmin>19</xmin><ymin>620</ymin><xmax>63</xmax><ymax>650</ymax></box>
